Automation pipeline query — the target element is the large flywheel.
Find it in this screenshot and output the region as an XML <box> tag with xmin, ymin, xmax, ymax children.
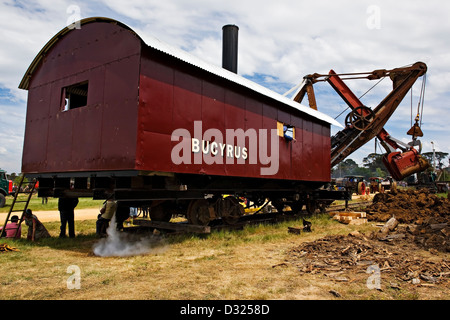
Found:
<box><xmin>345</xmin><ymin>106</ymin><xmax>375</xmax><ymax>131</ymax></box>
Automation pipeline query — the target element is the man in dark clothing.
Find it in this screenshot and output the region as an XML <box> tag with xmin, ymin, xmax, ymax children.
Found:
<box><xmin>58</xmin><ymin>197</ymin><xmax>79</xmax><ymax>238</ymax></box>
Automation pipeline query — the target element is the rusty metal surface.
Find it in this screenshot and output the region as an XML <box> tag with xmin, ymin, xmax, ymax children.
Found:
<box><xmin>327</xmin><ymin>63</ymin><xmax>427</xmax><ymax>167</ymax></box>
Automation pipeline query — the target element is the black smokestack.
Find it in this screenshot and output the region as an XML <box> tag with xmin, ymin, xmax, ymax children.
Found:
<box><xmin>222</xmin><ymin>24</ymin><xmax>239</xmax><ymax>73</ymax></box>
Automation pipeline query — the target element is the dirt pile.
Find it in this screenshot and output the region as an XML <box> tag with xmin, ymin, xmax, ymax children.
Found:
<box><xmin>400</xmin><ymin>219</ymin><xmax>450</xmax><ymax>253</ymax></box>
<box><xmin>364</xmin><ymin>189</ymin><xmax>450</xmax><ymax>252</ymax></box>
<box><xmin>287</xmin><ymin>231</ymin><xmax>450</xmax><ymax>288</ymax></box>
<box><xmin>366</xmin><ymin>188</ymin><xmax>450</xmax><ymax>224</ymax></box>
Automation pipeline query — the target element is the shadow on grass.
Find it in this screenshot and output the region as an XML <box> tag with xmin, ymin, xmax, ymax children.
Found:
<box><xmin>2</xmin><ymin>213</ymin><xmax>342</xmax><ymax>256</ymax></box>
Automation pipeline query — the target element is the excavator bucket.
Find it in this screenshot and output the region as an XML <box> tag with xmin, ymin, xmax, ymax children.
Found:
<box><xmin>382</xmin><ymin>148</ymin><xmax>430</xmax><ymax>181</ymax></box>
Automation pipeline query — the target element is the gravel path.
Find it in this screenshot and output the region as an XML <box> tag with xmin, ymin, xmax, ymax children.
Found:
<box><xmin>0</xmin><ymin>208</ymin><xmax>100</xmax><ymax>223</ymax></box>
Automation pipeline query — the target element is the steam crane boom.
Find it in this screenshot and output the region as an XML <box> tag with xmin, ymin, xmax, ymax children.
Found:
<box><xmin>294</xmin><ymin>61</ymin><xmax>430</xmax><ymax>180</ymax></box>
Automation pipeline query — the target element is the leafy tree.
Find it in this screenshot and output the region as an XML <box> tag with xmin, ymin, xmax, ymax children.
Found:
<box><xmin>375</xmin><ymin>167</ymin><xmax>386</xmax><ymax>178</ymax></box>
<box><xmin>332</xmin><ymin>159</ymin><xmax>358</xmax><ymax>177</ymax></box>
<box><xmin>422</xmin><ymin>151</ymin><xmax>449</xmax><ymax>170</ymax></box>
<box><xmin>332</xmin><ymin>158</ymin><xmax>372</xmax><ymax>179</ymax></box>
<box><xmin>363</xmin><ymin>153</ymin><xmax>384</xmax><ymax>171</ymax></box>
<box><xmin>13</xmin><ymin>174</ymin><xmax>28</xmax><ymax>186</ymax></box>
<box><xmin>7</xmin><ymin>172</ymin><xmax>17</xmax><ymax>181</ymax></box>
<box><xmin>361</xmin><ymin>153</ymin><xmax>387</xmax><ymax>177</ymax></box>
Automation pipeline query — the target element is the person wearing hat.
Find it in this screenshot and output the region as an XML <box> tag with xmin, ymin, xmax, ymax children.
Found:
<box><xmin>0</xmin><ymin>215</ymin><xmax>21</xmax><ymax>239</ymax></box>
<box><xmin>23</xmin><ymin>209</ymin><xmax>50</xmax><ymax>242</ymax></box>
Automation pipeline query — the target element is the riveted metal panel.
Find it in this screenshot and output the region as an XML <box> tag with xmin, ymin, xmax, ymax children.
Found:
<box><xmin>139</xmin><ymin>58</ymin><xmax>174</xmax><ymax>135</ymax></box>
<box><xmin>202</xmin><ymin>81</ymin><xmax>225</xmax><ymax>132</ymax></box>
<box><xmin>291</xmin><ymin>117</ymin><xmax>304</xmax><ymax>179</ymax></box>
<box><xmin>223</xmin><ymin>90</ymin><xmax>246</xmax><ymax>177</ymax></box>
<box><xmin>21</xmin><ymin>116</ymin><xmax>49</xmax><ymax>173</ymax></box>
<box><xmin>100</xmin><ymin>55</ymin><xmax>140</xmax><ymax>170</ymax></box>
<box><xmin>173</xmin><ymin>70</ymin><xmax>202</xmax><ymax>132</ymax></box>
<box><xmin>22</xmin><ymin>21</ymin><xmax>142</xmax><ymax>174</ymax></box>
<box><xmin>21</xmin><ymin>19</ymin><xmax>332</xmax><ymax>184</ymax></box>
<box><xmin>244</xmin><ymin>98</ymin><xmax>263</xmax><ymax>178</ymax></box>
<box><xmin>71</xmin><ymin>104</ymin><xmax>103</xmax><ymax>169</ymax></box>
<box><xmin>46</xmin><ymin>110</ymin><xmax>73</xmax><ymax>171</ymax></box>
<box><xmin>29</xmin><ymin>23</ymin><xmax>141</xmax><ymax>90</ymax></box>
<box><xmin>138</xmin><ymin>131</ymin><xmax>173</xmax><ymax>172</ymax></box>
<box><xmin>201</xmin><ymin>81</ymin><xmax>226</xmax><ymax>176</ymax></box>
<box><xmin>311</xmin><ymin>122</ymin><xmax>325</xmax><ymax>180</ymax></box>
<box><xmin>302</xmin><ymin>119</ymin><xmax>314</xmax><ymax>179</ymax></box>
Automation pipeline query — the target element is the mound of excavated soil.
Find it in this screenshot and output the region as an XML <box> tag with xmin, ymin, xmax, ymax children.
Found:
<box><xmin>366</xmin><ymin>188</ymin><xmax>450</xmax><ymax>224</ymax></box>
<box><xmin>364</xmin><ymin>188</ymin><xmax>450</xmax><ymax>253</ymax></box>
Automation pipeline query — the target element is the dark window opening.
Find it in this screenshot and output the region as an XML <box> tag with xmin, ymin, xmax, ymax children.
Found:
<box><xmin>283</xmin><ymin>125</ymin><xmax>294</xmax><ymax>141</ymax></box>
<box><xmin>62</xmin><ymin>81</ymin><xmax>89</xmax><ymax>111</ymax></box>
<box><xmin>277</xmin><ymin>121</ymin><xmax>295</xmax><ymax>141</ymax></box>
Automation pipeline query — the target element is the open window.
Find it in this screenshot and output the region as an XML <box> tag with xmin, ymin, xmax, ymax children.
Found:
<box><xmin>61</xmin><ymin>81</ymin><xmax>89</xmax><ymax>111</ymax></box>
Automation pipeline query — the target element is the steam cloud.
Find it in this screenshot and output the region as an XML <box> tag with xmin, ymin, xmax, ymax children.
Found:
<box><xmin>93</xmin><ymin>215</ymin><xmax>168</xmax><ymax>257</ymax></box>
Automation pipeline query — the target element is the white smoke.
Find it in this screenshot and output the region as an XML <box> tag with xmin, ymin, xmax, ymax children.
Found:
<box><xmin>93</xmin><ymin>215</ymin><xmax>168</xmax><ymax>257</ymax></box>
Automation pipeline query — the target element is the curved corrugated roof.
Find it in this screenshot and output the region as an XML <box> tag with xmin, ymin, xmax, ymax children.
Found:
<box><xmin>18</xmin><ymin>17</ymin><xmax>143</xmax><ymax>90</ymax></box>
<box><xmin>19</xmin><ymin>17</ymin><xmax>341</xmax><ymax>127</ymax></box>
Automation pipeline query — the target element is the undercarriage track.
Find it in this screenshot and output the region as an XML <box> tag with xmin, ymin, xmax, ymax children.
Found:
<box><xmin>127</xmin><ymin>201</ymin><xmax>370</xmax><ymax>235</ymax></box>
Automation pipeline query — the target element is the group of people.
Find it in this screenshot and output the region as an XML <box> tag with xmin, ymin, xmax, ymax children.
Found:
<box><xmin>1</xmin><ymin>196</ymin><xmax>119</xmax><ymax>241</ymax></box>
<box><xmin>0</xmin><ymin>209</ymin><xmax>51</xmax><ymax>241</ymax></box>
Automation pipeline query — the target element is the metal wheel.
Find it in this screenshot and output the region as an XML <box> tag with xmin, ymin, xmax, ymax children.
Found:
<box><xmin>345</xmin><ymin>106</ymin><xmax>375</xmax><ymax>130</ymax></box>
<box><xmin>150</xmin><ymin>203</ymin><xmax>172</xmax><ymax>222</ymax></box>
<box><xmin>221</xmin><ymin>196</ymin><xmax>244</xmax><ymax>225</ymax></box>
<box><xmin>187</xmin><ymin>199</ymin><xmax>211</xmax><ymax>226</ymax></box>
<box><xmin>306</xmin><ymin>199</ymin><xmax>318</xmax><ymax>215</ymax></box>
<box><xmin>272</xmin><ymin>200</ymin><xmax>285</xmax><ymax>213</ymax></box>
<box><xmin>290</xmin><ymin>201</ymin><xmax>304</xmax><ymax>214</ymax></box>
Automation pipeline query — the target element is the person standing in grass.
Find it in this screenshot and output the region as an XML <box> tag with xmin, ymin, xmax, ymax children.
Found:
<box><xmin>23</xmin><ymin>209</ymin><xmax>50</xmax><ymax>242</ymax></box>
<box><xmin>58</xmin><ymin>197</ymin><xmax>79</xmax><ymax>238</ymax></box>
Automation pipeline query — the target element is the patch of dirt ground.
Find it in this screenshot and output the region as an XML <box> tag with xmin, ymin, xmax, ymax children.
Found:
<box><xmin>286</xmin><ymin>189</ymin><xmax>450</xmax><ymax>297</ymax></box>
<box><xmin>287</xmin><ymin>231</ymin><xmax>449</xmax><ymax>291</ymax></box>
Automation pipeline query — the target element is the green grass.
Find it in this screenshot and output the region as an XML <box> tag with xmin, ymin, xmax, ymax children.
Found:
<box><xmin>436</xmin><ymin>192</ymin><xmax>449</xmax><ymax>198</ymax></box>
<box><xmin>0</xmin><ymin>194</ymin><xmax>103</xmax><ymax>213</ymax></box>
<box><xmin>167</xmin><ymin>212</ymin><xmax>357</xmax><ymax>247</ymax></box>
<box><xmin>1</xmin><ymin>212</ymin><xmax>447</xmax><ymax>300</ymax></box>
<box><xmin>0</xmin><ymin>219</ymin><xmax>99</xmax><ymax>251</ymax></box>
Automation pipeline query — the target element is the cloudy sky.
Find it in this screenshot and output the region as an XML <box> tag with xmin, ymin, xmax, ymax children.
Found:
<box><xmin>0</xmin><ymin>0</ymin><xmax>449</xmax><ymax>174</ymax></box>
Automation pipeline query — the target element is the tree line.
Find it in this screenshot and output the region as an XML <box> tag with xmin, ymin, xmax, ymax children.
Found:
<box><xmin>332</xmin><ymin>151</ymin><xmax>449</xmax><ymax>180</ymax></box>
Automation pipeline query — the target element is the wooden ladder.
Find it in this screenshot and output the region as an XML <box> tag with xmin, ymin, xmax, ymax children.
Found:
<box><xmin>0</xmin><ymin>175</ymin><xmax>36</xmax><ymax>238</ymax></box>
